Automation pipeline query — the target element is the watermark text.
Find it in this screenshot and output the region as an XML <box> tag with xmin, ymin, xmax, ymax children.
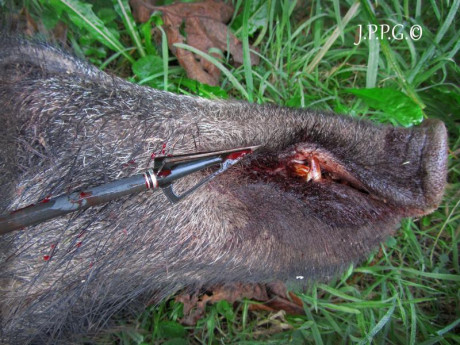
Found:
<box><xmin>355</xmin><ymin>24</ymin><xmax>422</xmax><ymax>45</ymax></box>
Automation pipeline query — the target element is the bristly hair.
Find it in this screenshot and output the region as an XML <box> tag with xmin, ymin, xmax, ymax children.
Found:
<box><xmin>0</xmin><ymin>36</ymin><xmax>447</xmax><ymax>344</ymax></box>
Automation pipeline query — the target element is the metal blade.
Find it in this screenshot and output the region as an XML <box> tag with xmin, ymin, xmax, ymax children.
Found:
<box><xmin>153</xmin><ymin>145</ymin><xmax>261</xmax><ymax>170</ymax></box>
<box><xmin>160</xmin><ymin>145</ymin><xmax>260</xmax><ymax>203</ymax></box>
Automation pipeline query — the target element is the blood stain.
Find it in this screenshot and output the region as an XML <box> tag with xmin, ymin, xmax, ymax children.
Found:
<box><xmin>43</xmin><ymin>255</ymin><xmax>50</xmax><ymax>261</ymax></box>
<box><xmin>79</xmin><ymin>191</ymin><xmax>92</xmax><ymax>199</ymax></box>
<box><xmin>41</xmin><ymin>195</ymin><xmax>52</xmax><ymax>203</ymax></box>
<box><xmin>227</xmin><ymin>149</ymin><xmax>252</xmax><ymax>161</ymax></box>
<box><xmin>76</xmin><ymin>242</ymin><xmax>82</xmax><ymax>248</ymax></box>
<box><xmin>157</xmin><ymin>169</ymin><xmax>171</xmax><ymax>177</ymax></box>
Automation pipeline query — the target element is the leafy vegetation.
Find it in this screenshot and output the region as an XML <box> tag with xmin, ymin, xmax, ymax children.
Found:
<box><xmin>3</xmin><ymin>0</ymin><xmax>459</xmax><ymax>343</ymax></box>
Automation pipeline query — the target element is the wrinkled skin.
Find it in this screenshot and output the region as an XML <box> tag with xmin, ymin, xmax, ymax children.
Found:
<box><xmin>0</xmin><ymin>37</ymin><xmax>448</xmax><ymax>344</ymax></box>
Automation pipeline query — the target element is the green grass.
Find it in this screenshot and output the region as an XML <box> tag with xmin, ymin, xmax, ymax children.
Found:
<box><xmin>5</xmin><ymin>0</ymin><xmax>459</xmax><ymax>344</ymax></box>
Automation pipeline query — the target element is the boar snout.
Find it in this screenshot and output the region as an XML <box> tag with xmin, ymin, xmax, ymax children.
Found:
<box><xmin>418</xmin><ymin>119</ymin><xmax>449</xmax><ymax>212</ymax></box>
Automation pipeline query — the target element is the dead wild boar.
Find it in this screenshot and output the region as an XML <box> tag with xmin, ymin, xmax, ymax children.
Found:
<box><xmin>0</xmin><ymin>36</ymin><xmax>448</xmax><ymax>344</ymax></box>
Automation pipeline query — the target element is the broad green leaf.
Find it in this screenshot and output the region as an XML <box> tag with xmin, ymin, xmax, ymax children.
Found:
<box><xmin>385</xmin><ymin>236</ymin><xmax>398</xmax><ymax>249</ymax></box>
<box><xmin>216</xmin><ymin>300</ymin><xmax>234</xmax><ymax>321</ymax></box>
<box><xmin>157</xmin><ymin>320</ymin><xmax>186</xmax><ymax>339</ymax></box>
<box><xmin>183</xmin><ymin>80</ymin><xmax>228</xmax><ymax>99</ymax></box>
<box><xmin>132</xmin><ymin>55</ymin><xmax>164</xmax><ymax>80</ymax></box>
<box><xmin>346</xmin><ymin>88</ymin><xmax>424</xmax><ymax>127</ymax></box>
<box><xmin>97</xmin><ymin>7</ymin><xmax>117</xmax><ymax>25</ymax></box>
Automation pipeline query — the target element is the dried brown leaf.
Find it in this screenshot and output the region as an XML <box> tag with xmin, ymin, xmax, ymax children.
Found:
<box><xmin>175</xmin><ymin>282</ymin><xmax>305</xmax><ymax>326</ymax></box>
<box><xmin>131</xmin><ymin>0</ymin><xmax>260</xmax><ymax>85</ymax></box>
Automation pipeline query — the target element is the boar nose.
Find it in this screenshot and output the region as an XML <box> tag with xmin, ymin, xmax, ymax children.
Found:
<box><xmin>417</xmin><ymin>119</ymin><xmax>449</xmax><ymax>213</ymax></box>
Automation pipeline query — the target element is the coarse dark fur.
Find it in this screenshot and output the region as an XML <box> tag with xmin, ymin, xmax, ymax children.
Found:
<box><xmin>0</xmin><ymin>36</ymin><xmax>448</xmax><ymax>344</ymax></box>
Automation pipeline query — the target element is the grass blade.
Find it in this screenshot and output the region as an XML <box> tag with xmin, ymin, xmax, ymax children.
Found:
<box><xmin>114</xmin><ymin>0</ymin><xmax>145</xmax><ymax>57</ymax></box>
<box><xmin>242</xmin><ymin>0</ymin><xmax>254</xmax><ymax>102</ymax></box>
<box><xmin>358</xmin><ymin>299</ymin><xmax>396</xmax><ymax>345</ymax></box>
<box><xmin>408</xmin><ymin>0</ymin><xmax>460</xmax><ymax>84</ymax></box>
<box><xmin>173</xmin><ymin>43</ymin><xmax>249</xmax><ymax>100</ymax></box>
<box><xmin>305</xmin><ymin>1</ymin><xmax>360</xmax><ymax>74</ymax></box>
<box><xmin>366</xmin><ymin>29</ymin><xmax>379</xmax><ymax>88</ymax></box>
<box><xmin>51</xmin><ymin>0</ymin><xmax>134</xmax><ymax>63</ymax></box>
<box><xmin>158</xmin><ymin>26</ymin><xmax>169</xmax><ymax>91</ymax></box>
<box><xmin>304</xmin><ymin>308</ymin><xmax>324</xmax><ymax>345</ymax></box>
<box><xmin>359</xmin><ymin>0</ymin><xmax>425</xmax><ymax>109</ymax></box>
